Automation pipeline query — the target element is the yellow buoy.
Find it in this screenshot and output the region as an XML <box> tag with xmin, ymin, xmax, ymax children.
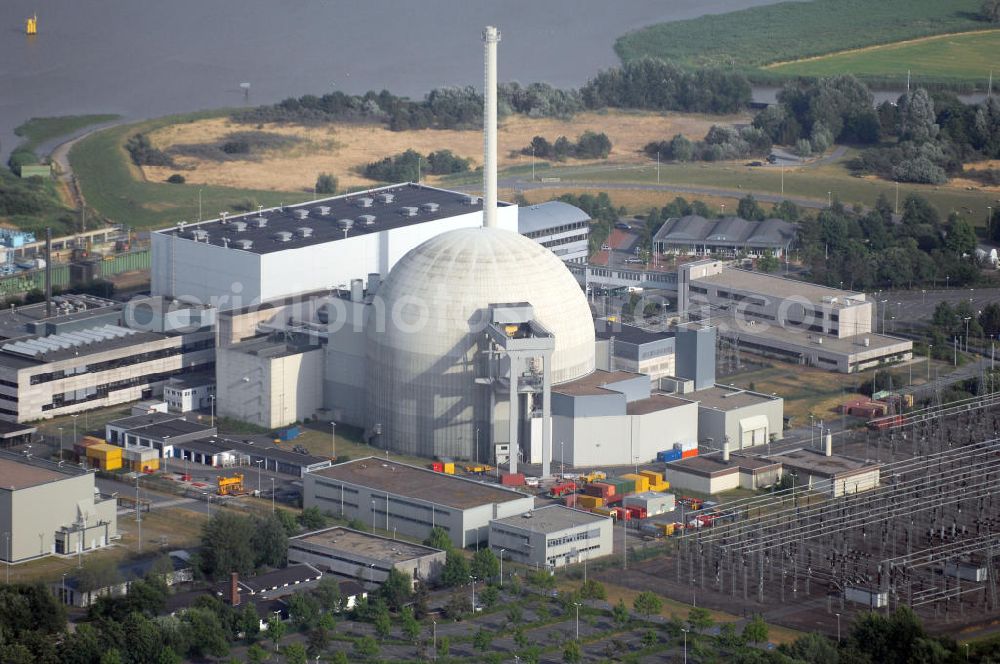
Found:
<box><xmin>25</xmin><ymin>14</ymin><xmax>37</xmax><ymax>36</ymax></box>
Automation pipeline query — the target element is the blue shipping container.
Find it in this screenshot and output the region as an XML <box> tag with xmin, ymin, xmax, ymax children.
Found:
<box><xmin>278</xmin><ymin>426</ymin><xmax>301</xmax><ymax>441</ymax></box>
<box><xmin>657</xmin><ymin>449</ymin><xmax>682</xmax><ymax>462</ymax></box>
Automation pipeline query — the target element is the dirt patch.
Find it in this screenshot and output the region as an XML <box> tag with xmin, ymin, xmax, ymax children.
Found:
<box><xmin>142</xmin><ymin>111</ymin><xmax>748</xmax><ymax>192</ymax></box>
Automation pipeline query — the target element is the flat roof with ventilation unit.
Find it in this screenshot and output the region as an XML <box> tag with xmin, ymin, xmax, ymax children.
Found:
<box><xmin>155</xmin><ymin>183</ymin><xmax>512</xmax><ymax>255</ymax></box>
<box><xmin>291</xmin><ymin>526</ymin><xmax>444</xmax><ymax>560</ymax></box>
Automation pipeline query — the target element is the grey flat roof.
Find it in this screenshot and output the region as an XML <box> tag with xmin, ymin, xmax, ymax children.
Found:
<box><xmin>552</xmin><ymin>370</ymin><xmax>643</xmax><ymax>397</ymax></box>
<box><xmin>156</xmin><ymin>183</ymin><xmax>510</xmax><ymax>255</ymax></box>
<box><xmin>0</xmin><ymin>295</ymin><xmax>119</xmax><ymax>340</ymax></box>
<box><xmin>667</xmin><ymin>454</ymin><xmax>781</xmax><ymax>478</ymax></box>
<box><xmin>491</xmin><ymin>505</ymin><xmax>610</xmax><ymax>534</ymax></box>
<box><xmin>174</xmin><ymin>438</ymin><xmax>230</xmax><ymax>455</ymax></box>
<box><xmin>594</xmin><ymin>321</ymin><xmax>674</xmax><ymax>345</ymax></box>
<box><xmin>626</xmin><ymin>394</ymin><xmax>692</xmax><ymax>415</ymax></box>
<box><xmin>0</xmin><ymin>451</ymin><xmax>84</xmax><ymax>490</ymax></box>
<box><xmin>134</xmin><ymin>419</ymin><xmax>215</xmax><ymax>440</ymax></box>
<box><xmin>109</xmin><ymin>412</ymin><xmax>186</xmax><ymax>430</ymax></box>
<box><xmin>228</xmin><ymin>336</ymin><xmax>318</xmax><ymax>359</ymax></box>
<box><xmin>693</xmin><ymin>268</ymin><xmax>864</xmax><ymax>307</ymax></box>
<box><xmin>167</xmin><ymin>372</ymin><xmax>215</xmax><ymax>389</ymax></box>
<box><xmin>776</xmin><ymin>449</ymin><xmax>877</xmax><ymax>478</ymax></box>
<box><xmin>0</xmin><ymin>420</ymin><xmax>36</xmax><ymax>438</ymax></box>
<box><xmin>311</xmin><ymin>457</ymin><xmax>528</xmax><ymax>510</ymax></box>
<box><xmin>694</xmin><ymin>385</ymin><xmax>779</xmax><ymax>411</ymax></box>
<box><xmin>0</xmin><ymin>329</ymin><xmax>168</xmax><ymax>368</ymax></box>
<box><xmin>291</xmin><ymin>527</ymin><xmax>442</xmax><ymax>562</ymax></box>
<box><xmin>518</xmin><ymin>201</ymin><xmax>590</xmax><ymax>234</ymax></box>
<box><xmin>715</xmin><ymin>317</ymin><xmax>912</xmax><ymax>356</ymax></box>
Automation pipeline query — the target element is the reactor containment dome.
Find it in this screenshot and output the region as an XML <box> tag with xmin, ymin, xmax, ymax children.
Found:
<box><xmin>366</xmin><ymin>226</ymin><xmax>596</xmax><ymax>460</ymax></box>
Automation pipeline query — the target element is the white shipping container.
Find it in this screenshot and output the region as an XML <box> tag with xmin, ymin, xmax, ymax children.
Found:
<box><xmin>673</xmin><ymin>440</ymin><xmax>698</xmax><ymax>452</ymax></box>
<box><xmin>844</xmin><ymin>587</ymin><xmax>888</xmax><ymax>608</ymax></box>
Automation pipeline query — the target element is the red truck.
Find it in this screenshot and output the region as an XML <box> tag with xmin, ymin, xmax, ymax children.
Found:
<box><xmin>549</xmin><ymin>481</ymin><xmax>577</xmax><ymax>498</ymax></box>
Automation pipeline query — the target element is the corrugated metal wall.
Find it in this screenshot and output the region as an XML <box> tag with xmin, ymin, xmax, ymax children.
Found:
<box><xmin>0</xmin><ymin>249</ymin><xmax>149</xmax><ymax>298</ymax></box>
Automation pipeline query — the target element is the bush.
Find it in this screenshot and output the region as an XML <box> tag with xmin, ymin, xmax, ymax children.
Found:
<box><xmin>166</xmin><ymin>174</ymin><xmax>185</xmax><ymax>184</ymax></box>
<box><xmin>315</xmin><ymin>173</ymin><xmax>337</xmax><ymax>194</ymax></box>
<box><xmin>125</xmin><ymin>133</ymin><xmax>174</xmax><ymax>167</ymax></box>
<box><xmin>523</xmin><ymin>132</ymin><xmax>612</xmax><ymax>161</ymax></box>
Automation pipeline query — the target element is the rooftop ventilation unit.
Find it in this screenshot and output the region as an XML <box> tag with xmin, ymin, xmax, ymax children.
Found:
<box><xmin>221</xmin><ymin>238</ymin><xmax>230</xmax><ymax>248</ymax></box>
<box><xmin>358</xmin><ymin>214</ymin><xmax>376</xmax><ymax>226</ymax></box>
<box><xmin>254</xmin><ymin>216</ymin><xmax>268</xmax><ymax>228</ymax></box>
<box><xmin>235</xmin><ymin>239</ymin><xmax>253</xmax><ymax>250</ymax></box>
<box><xmin>274</xmin><ymin>231</ymin><xmax>293</xmax><ymax>242</ymax></box>
<box><xmin>293</xmin><ymin>209</ymin><xmax>310</xmax><ymax>220</ymax></box>
<box><xmin>337</xmin><ymin>219</ymin><xmax>354</xmax><ymax>232</ymax></box>
<box><xmin>400</xmin><ymin>206</ymin><xmax>419</xmax><ymax>217</ymax></box>
<box><xmin>376</xmin><ymin>192</ymin><xmax>395</xmax><ymax>204</ymax></box>
<box><xmin>189</xmin><ymin>229</ymin><xmax>209</xmax><ymax>242</ymax></box>
<box><xmin>421</xmin><ymin>202</ymin><xmax>440</xmax><ymax>212</ymax></box>
<box><xmin>231</xmin><ymin>221</ymin><xmax>247</xmax><ymax>232</ymax></box>
<box><xmin>356</xmin><ymin>197</ymin><xmax>374</xmax><ymax>208</ymax></box>
<box><xmin>463</xmin><ymin>195</ymin><xmax>479</xmax><ymax>206</ymax></box>
<box><xmin>220</xmin><ymin>211</ymin><xmax>229</xmax><ymax>224</ymax></box>
<box><xmin>296</xmin><ymin>226</ymin><xmax>314</xmax><ymax>238</ymax></box>
<box><xmin>316</xmin><ymin>206</ymin><xmax>331</xmax><ymax>216</ymax></box>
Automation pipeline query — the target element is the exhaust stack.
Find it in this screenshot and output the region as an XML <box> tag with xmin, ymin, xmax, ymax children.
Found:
<box><xmin>482</xmin><ymin>26</ymin><xmax>500</xmax><ymax>229</ymax></box>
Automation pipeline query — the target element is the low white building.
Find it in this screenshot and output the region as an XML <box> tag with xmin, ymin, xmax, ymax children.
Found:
<box><xmin>775</xmin><ymin>449</ymin><xmax>880</xmax><ymax>497</ymax></box>
<box><xmin>164</xmin><ymin>374</ymin><xmax>216</xmax><ymax>413</ymax></box>
<box><xmin>489</xmin><ymin>505</ymin><xmax>613</xmax><ymax>569</ymax></box>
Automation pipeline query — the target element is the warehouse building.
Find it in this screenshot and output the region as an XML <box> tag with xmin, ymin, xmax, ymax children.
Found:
<box><xmin>550</xmin><ymin>370</ymin><xmax>699</xmax><ymax>467</ymax></box>
<box><xmin>288</xmin><ymin>526</ymin><xmax>446</xmax><ymax>588</ymax></box>
<box><xmin>489</xmin><ymin>505</ymin><xmax>613</xmax><ymax>569</ymax></box>
<box><xmin>303</xmin><ymin>458</ymin><xmax>535</xmax><ymax>548</ymax></box>
<box><xmin>696</xmin><ymin>385</ymin><xmax>785</xmax><ymax>449</ymax></box>
<box><xmin>653</xmin><ymin>215</ymin><xmax>796</xmax><ymax>258</ymax></box>
<box><xmin>0</xmin><ymin>451</ymin><xmax>117</xmax><ymax>562</ymax></box>
<box><xmin>106</xmin><ymin>413</ymin><xmax>216</xmax><ymax>458</ymax></box>
<box><xmin>664</xmin><ymin>452</ymin><xmax>782</xmax><ymax>495</ymax></box>
<box><xmin>775</xmin><ymin>448</ymin><xmax>880</xmax><ymax>497</ymax></box>
<box><xmin>680</xmin><ymin>261</ymin><xmax>912</xmax><ymax>373</ymax></box>
<box><xmin>518</xmin><ymin>201</ymin><xmax>590</xmax><ymax>264</ymax></box>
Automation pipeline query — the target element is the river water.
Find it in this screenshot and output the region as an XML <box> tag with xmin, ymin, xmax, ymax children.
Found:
<box><xmin>0</xmin><ymin>0</ymin><xmax>792</xmax><ymax>159</ymax></box>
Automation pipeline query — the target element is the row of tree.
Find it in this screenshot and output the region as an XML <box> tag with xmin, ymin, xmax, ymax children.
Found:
<box><xmin>643</xmin><ymin>124</ymin><xmax>772</xmax><ymax>163</ymax></box>
<box><xmin>522</xmin><ymin>131</ymin><xmax>612</xmax><ymax>161</ymax></box>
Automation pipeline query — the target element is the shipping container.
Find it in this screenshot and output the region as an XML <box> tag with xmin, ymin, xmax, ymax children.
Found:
<box><xmin>625</xmin><ymin>506</ymin><xmax>647</xmax><ymax>519</ymax></box>
<box><xmin>609</xmin><ymin>478</ymin><xmax>635</xmax><ymax>495</ymax></box>
<box><xmin>430</xmin><ymin>462</ymin><xmax>445</xmax><ymax>472</ymax></box>
<box><xmin>657</xmin><ymin>449</ymin><xmax>682</xmax><ymax>463</ymax></box>
<box><xmin>612</xmin><ymin>507</ymin><xmax>631</xmax><ymax>521</ymax></box>
<box><xmin>639</xmin><ymin>469</ymin><xmax>662</xmax><ymax>482</ymax></box>
<box><xmin>605</xmin><ymin>493</ymin><xmax>623</xmax><ymax>506</ymax></box>
<box><xmin>443</xmin><ymin>462</ymin><xmax>456</xmax><ymax>475</ymax></box>
<box><xmin>592</xmin><ymin>507</ymin><xmax>615</xmax><ymax>517</ymax></box>
<box><xmin>500</xmin><ymin>472</ymin><xmax>525</xmax><ymax>486</ymax></box>
<box><xmin>549</xmin><ymin>481</ymin><xmax>577</xmax><ymax>497</ymax></box>
<box><xmin>844</xmin><ymin>587</ymin><xmax>888</xmax><ymax>608</ymax></box>
<box><xmin>575</xmin><ymin>495</ymin><xmax>604</xmax><ymax>509</ymax></box>
<box><xmin>681</xmin><ymin>449</ymin><xmax>698</xmax><ymax>459</ymax></box>
<box><xmin>86</xmin><ymin>443</ymin><xmax>122</xmax><ymax>471</ymax></box>
<box><xmin>624</xmin><ymin>491</ymin><xmax>675</xmax><ymax>515</ymax></box>
<box><xmin>277</xmin><ymin>426</ymin><xmax>301</xmax><ymax>441</ymax></box>
<box><xmin>621</xmin><ymin>473</ymin><xmax>650</xmax><ymax>493</ymax></box>
<box><xmin>586</xmin><ymin>482</ymin><xmax>615</xmax><ymax>498</ymax></box>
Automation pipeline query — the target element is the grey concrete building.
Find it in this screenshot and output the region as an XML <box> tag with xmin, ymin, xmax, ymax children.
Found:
<box><xmin>489</xmin><ymin>505</ymin><xmax>613</xmax><ymax>569</ymax></box>
<box><xmin>594</xmin><ymin>321</ymin><xmax>675</xmax><ymax>383</ymax></box>
<box><xmin>303</xmin><ymin>458</ymin><xmax>534</xmax><ymax>548</ymax></box>
<box><xmin>675</xmin><ymin>323</ymin><xmax>716</xmax><ymax>390</ymax></box>
<box><xmin>680</xmin><ymin>261</ymin><xmax>912</xmax><ymax>373</ymax></box>
<box><xmin>551</xmin><ymin>370</ymin><xmax>699</xmax><ymax>467</ymax></box>
<box><xmin>106</xmin><ymin>413</ymin><xmax>216</xmax><ymax>458</ymax></box>
<box><xmin>695</xmin><ymin>385</ymin><xmax>785</xmax><ymax>449</ymax></box>
<box><xmin>0</xmin><ymin>451</ymin><xmax>117</xmax><ymax>563</ymax></box>
<box><xmin>653</xmin><ymin>215</ymin><xmax>796</xmax><ymax>258</ymax></box>
<box><xmin>288</xmin><ymin>526</ymin><xmax>446</xmax><ymax>588</ymax></box>
<box><xmin>776</xmin><ymin>449</ymin><xmax>880</xmax><ymax>497</ymax></box>
<box><xmin>664</xmin><ymin>453</ymin><xmax>782</xmax><ymax>495</ymax></box>
<box><xmin>518</xmin><ymin>201</ymin><xmax>590</xmax><ymax>264</ymax></box>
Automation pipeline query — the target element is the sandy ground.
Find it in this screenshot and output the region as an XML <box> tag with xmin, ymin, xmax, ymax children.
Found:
<box><xmin>951</xmin><ymin>159</ymin><xmax>1000</xmax><ymax>194</ymax></box>
<box><xmin>142</xmin><ymin>111</ymin><xmax>748</xmax><ymax>192</ymax></box>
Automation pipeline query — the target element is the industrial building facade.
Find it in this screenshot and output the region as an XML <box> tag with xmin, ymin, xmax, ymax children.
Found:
<box><xmin>0</xmin><ymin>452</ymin><xmax>117</xmax><ymax>562</ymax></box>
<box><xmin>288</xmin><ymin>526</ymin><xmax>446</xmax><ymax>587</ymax></box>
<box><xmin>489</xmin><ymin>505</ymin><xmax>613</xmax><ymax>569</ymax></box>
<box><xmin>518</xmin><ymin>201</ymin><xmax>590</xmax><ymax>264</ymax></box>
<box><xmin>652</xmin><ymin>215</ymin><xmax>796</xmax><ymax>258</ymax></box>
<box><xmin>695</xmin><ymin>386</ymin><xmax>785</xmax><ymax>448</ymax></box>
<box><xmin>303</xmin><ymin>458</ymin><xmax>534</xmax><ymax>548</ymax></box>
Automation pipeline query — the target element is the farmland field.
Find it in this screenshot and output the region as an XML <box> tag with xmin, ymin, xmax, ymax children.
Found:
<box><xmin>615</xmin><ymin>0</ymin><xmax>987</xmax><ymax>78</ymax></box>
<box><xmin>767</xmin><ymin>30</ymin><xmax>1000</xmax><ymax>81</ymax></box>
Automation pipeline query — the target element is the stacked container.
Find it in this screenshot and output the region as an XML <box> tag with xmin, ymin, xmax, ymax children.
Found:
<box><xmin>620</xmin><ymin>473</ymin><xmax>650</xmax><ymax>493</ymax></box>
<box><xmin>500</xmin><ymin>472</ymin><xmax>525</xmax><ymax>486</ymax></box>
<box><xmin>608</xmin><ymin>477</ymin><xmax>635</xmax><ymax>496</ymax></box>
<box><xmin>575</xmin><ymin>495</ymin><xmax>604</xmax><ymax>510</ymax></box>
<box><xmin>674</xmin><ymin>441</ymin><xmax>698</xmax><ymax>459</ymax></box>
<box><xmin>124</xmin><ymin>447</ymin><xmax>160</xmax><ymax>472</ymax></box>
<box><xmin>86</xmin><ymin>443</ymin><xmax>123</xmax><ymax>471</ymax></box>
<box><xmin>638</xmin><ymin>470</ymin><xmax>669</xmax><ymax>492</ymax></box>
<box><xmin>657</xmin><ymin>449</ymin><xmax>682</xmax><ymax>463</ymax></box>
<box><xmin>585</xmin><ymin>482</ymin><xmax>615</xmax><ymax>499</ymax></box>
<box><xmin>624</xmin><ymin>491</ymin><xmax>676</xmax><ymax>516</ymax></box>
<box><xmin>74</xmin><ymin>435</ymin><xmax>103</xmax><ymax>460</ymax></box>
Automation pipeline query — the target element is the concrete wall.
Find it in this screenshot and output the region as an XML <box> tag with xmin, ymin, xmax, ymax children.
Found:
<box><xmin>151</xmin><ymin>232</ymin><xmax>262</xmax><ymax>308</ymax></box>
<box><xmin>697</xmin><ymin>396</ymin><xmax>784</xmax><ymax>449</ymax></box>
<box><xmin>324</xmin><ymin>301</ymin><xmax>368</xmax><ymax>427</ymax></box>
<box><xmin>268</xmin><ymin>349</ymin><xmax>324</xmax><ymax>428</ymax></box>
<box><xmin>628</xmin><ymin>401</ymin><xmax>699</xmax><ymax>462</ymax></box>
<box><xmin>675</xmin><ymin>326</ymin><xmax>716</xmax><ymax>390</ymax></box>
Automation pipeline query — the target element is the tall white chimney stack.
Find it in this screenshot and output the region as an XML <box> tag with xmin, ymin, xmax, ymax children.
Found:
<box><xmin>722</xmin><ymin>438</ymin><xmax>730</xmax><ymax>463</ymax></box>
<box><xmin>482</xmin><ymin>26</ymin><xmax>500</xmax><ymax>229</ymax></box>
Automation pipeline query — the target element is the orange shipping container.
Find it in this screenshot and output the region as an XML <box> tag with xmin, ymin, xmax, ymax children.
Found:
<box><xmin>681</xmin><ymin>449</ymin><xmax>698</xmax><ymax>459</ymax></box>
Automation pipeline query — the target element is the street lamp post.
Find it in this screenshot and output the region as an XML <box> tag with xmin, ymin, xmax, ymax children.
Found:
<box><xmin>254</xmin><ymin>459</ymin><xmax>263</xmax><ymax>496</ymax></box>
<box><xmin>270</xmin><ymin>478</ymin><xmax>275</xmax><ymax>513</ymax></box>
<box><xmin>574</xmin><ymin>602</ymin><xmax>581</xmax><ymax>640</ymax></box>
<box><xmin>682</xmin><ymin>628</ymin><xmax>689</xmax><ymax>664</ymax></box>
<box><xmin>499</xmin><ymin>548</ymin><xmax>505</xmax><ymax>588</ymax></box>
<box><xmin>928</xmin><ymin>345</ymin><xmax>933</xmax><ymax>381</ymax></box>
<box><xmin>136</xmin><ymin>473</ymin><xmax>142</xmax><ymax>553</ymax></box>
<box><xmin>964</xmin><ymin>317</ymin><xmax>972</xmax><ymax>352</ymax></box>
<box><xmin>560</xmin><ymin>441</ymin><xmax>564</xmax><ymax>479</ymax></box>
<box><xmin>835</xmin><ymin>612</ymin><xmax>841</xmax><ymax>643</ymax></box>
<box><xmin>72</xmin><ymin>414</ymin><xmax>78</xmax><ymax>445</ymax></box>
<box><xmin>432</xmin><ymin>620</ymin><xmax>437</xmax><ymax>660</ymax></box>
<box><xmin>330</xmin><ymin>421</ymin><xmax>336</xmax><ymax>460</ymax></box>
<box><xmin>471</xmin><ymin>575</ymin><xmax>476</xmax><ymax>611</ymax></box>
<box><xmin>371</xmin><ymin>500</ymin><xmax>376</xmax><ymax>531</ymax></box>
<box><xmin>58</xmin><ymin>426</ymin><xmax>64</xmax><ymax>460</ymax></box>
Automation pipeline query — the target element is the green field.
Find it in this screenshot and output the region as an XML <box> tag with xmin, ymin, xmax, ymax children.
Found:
<box><xmin>70</xmin><ymin>113</ymin><xmax>311</xmax><ymax>229</ymax></box>
<box><xmin>14</xmin><ymin>114</ymin><xmax>120</xmax><ymax>154</ymax></box>
<box><xmin>769</xmin><ymin>30</ymin><xmax>1000</xmax><ymax>80</ymax></box>
<box><xmin>615</xmin><ymin>0</ymin><xmax>988</xmax><ymax>83</ymax></box>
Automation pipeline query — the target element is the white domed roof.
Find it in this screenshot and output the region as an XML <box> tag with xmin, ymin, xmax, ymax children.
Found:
<box><xmin>366</xmin><ymin>226</ymin><xmax>595</xmax><ymax>458</ymax></box>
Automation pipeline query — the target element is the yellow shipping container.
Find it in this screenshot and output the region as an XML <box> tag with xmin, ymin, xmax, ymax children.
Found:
<box><xmin>621</xmin><ymin>473</ymin><xmax>650</xmax><ymax>493</ymax></box>
<box><xmin>639</xmin><ymin>469</ymin><xmax>663</xmax><ymax>482</ymax></box>
<box><xmin>130</xmin><ymin>458</ymin><xmax>160</xmax><ymax>472</ymax></box>
<box><xmin>576</xmin><ymin>495</ymin><xmax>603</xmax><ymax>509</ymax></box>
<box><xmin>86</xmin><ymin>443</ymin><xmax>123</xmax><ymax>471</ymax></box>
<box><xmin>592</xmin><ymin>507</ymin><xmax>615</xmax><ymax>517</ymax></box>
<box><xmin>443</xmin><ymin>462</ymin><xmax>456</xmax><ymax>475</ymax></box>
<box><xmin>661</xmin><ymin>523</ymin><xmax>676</xmax><ymax>536</ymax></box>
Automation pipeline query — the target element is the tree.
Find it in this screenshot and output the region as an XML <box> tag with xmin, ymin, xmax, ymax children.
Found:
<box><xmin>897</xmin><ymin>89</ymin><xmax>939</xmax><ymax>144</ymax></box>
<box><xmin>444</xmin><ymin>590</ymin><xmax>470</xmax><ymax>620</ymax></box>
<box><xmin>437</xmin><ymin>636</ymin><xmax>451</xmax><ymax>657</ymax></box>
<box><xmin>287</xmin><ymin>592</ymin><xmax>321</xmax><ymax>631</ymax></box>
<box><xmin>743</xmin><ymin>614</ymin><xmax>769</xmax><ymax>645</ymax></box>
<box><xmin>778</xmin><ymin>632</ymin><xmax>839</xmax><ymax>664</ymax></box>
<box><xmin>378</xmin><ymin>567</ymin><xmax>413</xmax><ymax>611</ymax></box>
<box><xmin>633</xmin><ymin>591</ymin><xmax>663</xmax><ymax>617</ymax></box>
<box><xmin>315</xmin><ymin>173</ymin><xmax>337</xmax><ymax>194</ymax></box>
<box><xmin>77</xmin><ymin>556</ymin><xmax>124</xmax><ymax>593</ymax></box>
<box><xmin>642</xmin><ymin>629</ymin><xmax>659</xmax><ymax>647</ymax></box>
<box><xmin>979</xmin><ymin>303</ymin><xmax>1000</xmax><ymax>337</ymax></box>
<box><xmin>563</xmin><ymin>640</ymin><xmax>583</xmax><ymax>663</ymax></box>
<box><xmin>298</xmin><ymin>506</ymin><xmax>327</xmax><ymax>530</ymax></box>
<box><xmin>471</xmin><ymin>548</ymin><xmax>500</xmax><ymax>581</ymax></box>
<box><xmin>401</xmin><ymin>606</ymin><xmax>421</xmax><ymax>642</ymax></box>
<box><xmin>331</xmin><ymin>651</ymin><xmax>349</xmax><ymax>664</ymax></box>
<box><xmin>312</xmin><ymin>576</ymin><xmax>343</xmax><ymax>612</ymax></box>
<box><xmin>688</xmin><ymin>606</ymin><xmax>714</xmax><ymax>631</ymax></box>
<box><xmin>166</xmin><ymin>173</ymin><xmax>185</xmax><ymax>184</ymax></box>
<box><xmin>580</xmin><ymin>579</ymin><xmax>606</xmax><ymax>600</ymax></box>
<box><xmin>441</xmin><ymin>550</ymin><xmax>470</xmax><ymax>587</ymax></box>
<box><xmin>200</xmin><ymin>513</ymin><xmax>256</xmax><ymax>578</ymax></box>
<box><xmin>283</xmin><ymin>643</ymin><xmax>307</xmax><ymax>664</ymax></box>
<box><xmin>944</xmin><ymin>216</ymin><xmax>977</xmax><ymax>256</ymax></box>
<box><xmin>253</xmin><ymin>514</ymin><xmax>290</xmax><ymax>567</ymax></box>
<box><xmin>424</xmin><ymin>526</ymin><xmax>453</xmax><ymax>551</ymax></box>
<box><xmin>757</xmin><ymin>254</ymin><xmax>780</xmax><ymax>273</ymax></box>
<box><xmin>985</xmin><ymin>0</ymin><xmax>1000</xmax><ymax>22</ymax></box>
<box><xmin>474</xmin><ymin>628</ymin><xmax>494</xmax><ymax>652</ymax></box>
<box><xmin>183</xmin><ymin>607</ymin><xmax>230</xmax><ymax>659</ymax></box>
<box><xmin>669</xmin><ymin>134</ymin><xmax>693</xmax><ymax>162</ymax></box>
<box><xmin>612</xmin><ymin>598</ymin><xmax>630</xmax><ymax>626</ymax></box>
<box><xmin>354</xmin><ymin>635</ymin><xmax>380</xmax><ymax>658</ymax></box>
<box><xmin>373</xmin><ymin>604</ymin><xmax>392</xmax><ymax>639</ymax></box>
<box><xmin>246</xmin><ymin>644</ymin><xmax>268</xmax><ymax>664</ymax></box>
<box><xmin>479</xmin><ymin>584</ymin><xmax>499</xmax><ymax>608</ymax></box>
<box><xmin>267</xmin><ymin>614</ymin><xmax>286</xmax><ymax>652</ymax></box>
<box><xmin>274</xmin><ymin>509</ymin><xmax>299</xmax><ymax>537</ymax></box>
<box><xmin>238</xmin><ymin>603</ymin><xmax>261</xmax><ymax>642</ymax></box>
<box><xmin>506</xmin><ymin>604</ymin><xmax>523</xmax><ymax>625</ymax></box>
<box><xmin>737</xmin><ymin>194</ymin><xmax>765</xmax><ymax>221</ymax></box>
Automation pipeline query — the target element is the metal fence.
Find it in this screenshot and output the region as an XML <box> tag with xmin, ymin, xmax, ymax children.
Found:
<box><xmin>0</xmin><ymin>249</ymin><xmax>150</xmax><ymax>299</ymax></box>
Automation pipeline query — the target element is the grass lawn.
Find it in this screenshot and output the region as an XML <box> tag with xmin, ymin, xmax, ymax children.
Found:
<box><xmin>69</xmin><ymin>113</ymin><xmax>311</xmax><ymax>229</ymax></box>
<box><xmin>615</xmin><ymin>0</ymin><xmax>986</xmax><ymax>76</ymax></box>
<box><xmin>14</xmin><ymin>114</ymin><xmax>121</xmax><ymax>154</ymax></box>
<box><xmin>768</xmin><ymin>30</ymin><xmax>1000</xmax><ymax>82</ymax></box>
